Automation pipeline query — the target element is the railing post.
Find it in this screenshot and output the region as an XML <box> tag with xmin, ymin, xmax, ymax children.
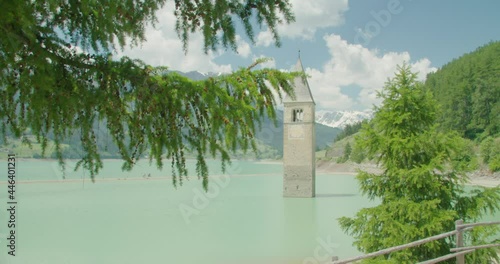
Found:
<box><xmin>455</xmin><ymin>219</ymin><xmax>464</xmax><ymax>264</ymax></box>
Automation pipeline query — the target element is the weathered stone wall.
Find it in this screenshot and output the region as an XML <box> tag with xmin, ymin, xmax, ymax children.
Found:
<box><xmin>283</xmin><ymin>103</ymin><xmax>316</xmax><ymax>197</ymax></box>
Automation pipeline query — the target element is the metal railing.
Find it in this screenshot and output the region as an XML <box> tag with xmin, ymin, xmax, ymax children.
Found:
<box><xmin>332</xmin><ymin>219</ymin><xmax>500</xmax><ymax>264</ymax></box>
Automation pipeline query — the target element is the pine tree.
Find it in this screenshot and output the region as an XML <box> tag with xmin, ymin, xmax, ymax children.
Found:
<box><xmin>0</xmin><ymin>0</ymin><xmax>296</xmax><ymax>189</ymax></box>
<box><xmin>339</xmin><ymin>64</ymin><xmax>500</xmax><ymax>263</ymax></box>
<box><xmin>337</xmin><ymin>142</ymin><xmax>352</xmax><ymax>163</ymax></box>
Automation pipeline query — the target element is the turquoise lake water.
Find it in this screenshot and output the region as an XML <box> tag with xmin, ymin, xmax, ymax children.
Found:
<box><xmin>0</xmin><ymin>159</ymin><xmax>497</xmax><ymax>264</ymax></box>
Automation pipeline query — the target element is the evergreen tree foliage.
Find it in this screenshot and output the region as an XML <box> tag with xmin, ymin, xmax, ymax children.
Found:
<box><xmin>490</xmin><ymin>154</ymin><xmax>500</xmax><ymax>172</ymax></box>
<box><xmin>425</xmin><ymin>41</ymin><xmax>500</xmax><ymax>139</ymax></box>
<box><xmin>334</xmin><ymin>120</ymin><xmax>367</xmax><ymax>142</ymax></box>
<box><xmin>339</xmin><ymin>64</ymin><xmax>500</xmax><ymax>263</ymax></box>
<box><xmin>0</xmin><ymin>0</ymin><xmax>297</xmax><ymax>189</ymax></box>
<box><xmin>337</xmin><ymin>142</ymin><xmax>352</xmax><ymax>163</ymax></box>
<box><xmin>450</xmin><ymin>138</ymin><xmax>478</xmax><ymax>172</ymax></box>
<box><xmin>481</xmin><ymin>137</ymin><xmax>500</xmax><ymax>172</ymax></box>
<box><xmin>343</xmin><ymin>142</ymin><xmax>352</xmax><ymax>160</ymax></box>
<box><xmin>349</xmin><ymin>143</ymin><xmax>366</xmax><ymax>164</ymax></box>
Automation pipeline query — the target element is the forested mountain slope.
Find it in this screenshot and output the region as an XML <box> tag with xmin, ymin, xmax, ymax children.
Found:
<box><xmin>425</xmin><ymin>41</ymin><xmax>499</xmax><ymax>139</ymax></box>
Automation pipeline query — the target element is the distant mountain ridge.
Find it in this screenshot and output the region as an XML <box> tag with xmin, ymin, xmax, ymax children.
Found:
<box><xmin>174</xmin><ymin>70</ymin><xmax>341</xmax><ymax>152</ymax></box>
<box><xmin>173</xmin><ymin>70</ymin><xmax>222</xmax><ymax>81</ymax></box>
<box><xmin>315</xmin><ymin>110</ymin><xmax>373</xmax><ymax>128</ymax></box>
<box><xmin>174</xmin><ymin>70</ymin><xmax>373</xmax><ymax>130</ymax></box>
<box><xmin>1</xmin><ymin>71</ymin><xmax>350</xmax><ymax>159</ymax></box>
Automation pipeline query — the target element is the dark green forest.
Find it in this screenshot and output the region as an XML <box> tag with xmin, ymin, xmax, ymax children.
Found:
<box><xmin>424</xmin><ymin>41</ymin><xmax>500</xmax><ymax>171</ymax></box>
<box><xmin>425</xmin><ymin>41</ymin><xmax>499</xmax><ymax>140</ymax></box>
<box><xmin>333</xmin><ymin>120</ymin><xmax>367</xmax><ymax>143</ymax></box>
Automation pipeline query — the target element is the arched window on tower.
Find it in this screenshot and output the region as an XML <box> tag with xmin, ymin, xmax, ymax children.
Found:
<box><xmin>292</xmin><ymin>109</ymin><xmax>304</xmax><ymax>122</ymax></box>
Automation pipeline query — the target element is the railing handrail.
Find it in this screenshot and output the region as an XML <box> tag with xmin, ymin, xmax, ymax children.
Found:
<box><xmin>416</xmin><ymin>249</ymin><xmax>475</xmax><ymax>264</ymax></box>
<box><xmin>332</xmin><ymin>219</ymin><xmax>500</xmax><ymax>264</ymax></box>
<box><xmin>456</xmin><ymin>221</ymin><xmax>500</xmax><ymax>229</ymax></box>
<box><xmin>332</xmin><ymin>230</ymin><xmax>458</xmax><ymax>264</ymax></box>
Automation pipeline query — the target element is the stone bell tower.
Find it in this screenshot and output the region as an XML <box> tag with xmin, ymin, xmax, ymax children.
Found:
<box><xmin>283</xmin><ymin>57</ymin><xmax>316</xmax><ymax>198</ymax></box>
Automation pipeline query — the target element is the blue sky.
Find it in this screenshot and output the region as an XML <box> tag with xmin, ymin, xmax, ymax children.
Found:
<box><xmin>120</xmin><ymin>0</ymin><xmax>500</xmax><ymax>111</ymax></box>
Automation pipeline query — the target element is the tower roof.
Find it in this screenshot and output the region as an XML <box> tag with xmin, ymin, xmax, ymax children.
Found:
<box><xmin>284</xmin><ymin>58</ymin><xmax>315</xmax><ymax>104</ymax></box>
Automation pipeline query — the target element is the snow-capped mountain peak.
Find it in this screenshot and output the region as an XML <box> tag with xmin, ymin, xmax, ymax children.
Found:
<box><xmin>175</xmin><ymin>70</ymin><xmax>225</xmax><ymax>80</ymax></box>
<box><xmin>315</xmin><ymin>110</ymin><xmax>372</xmax><ymax>128</ymax></box>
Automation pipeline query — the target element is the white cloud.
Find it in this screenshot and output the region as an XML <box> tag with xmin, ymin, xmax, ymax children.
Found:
<box><xmin>410</xmin><ymin>58</ymin><xmax>436</xmax><ymax>79</ymax></box>
<box><xmin>236</xmin><ymin>35</ymin><xmax>251</xmax><ymax>58</ymax></box>
<box><xmin>306</xmin><ymin>34</ymin><xmax>437</xmax><ymax>110</ymax></box>
<box><xmin>256</xmin><ymin>0</ymin><xmax>349</xmax><ymax>46</ymax></box>
<box><xmin>256</xmin><ymin>31</ymin><xmax>274</xmax><ymax>47</ymax></box>
<box><xmin>306</xmin><ymin>67</ymin><xmax>355</xmax><ymax>110</ymax></box>
<box><xmin>117</xmin><ymin>2</ymin><xmax>232</xmax><ymax>73</ymax></box>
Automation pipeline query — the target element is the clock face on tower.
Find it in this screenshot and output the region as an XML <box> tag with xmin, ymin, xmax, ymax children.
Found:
<box><xmin>288</xmin><ymin>125</ymin><xmax>305</xmax><ymax>139</ymax></box>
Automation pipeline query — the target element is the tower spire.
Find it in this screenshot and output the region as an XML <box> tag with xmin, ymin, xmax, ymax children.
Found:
<box><xmin>282</xmin><ymin>54</ymin><xmax>316</xmax><ymax>198</ymax></box>
<box><xmin>283</xmin><ymin>55</ymin><xmax>314</xmax><ymax>104</ymax></box>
